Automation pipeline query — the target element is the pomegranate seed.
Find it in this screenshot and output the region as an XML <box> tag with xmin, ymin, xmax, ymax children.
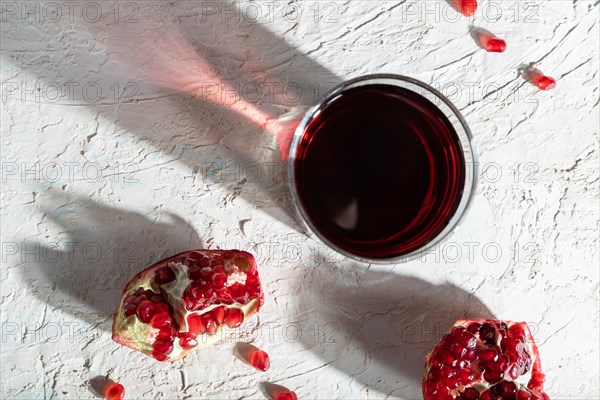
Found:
<box><xmin>153</xmin><ymin>303</ymin><xmax>169</xmax><ymax>314</ymax></box>
<box><xmin>450</xmin><ymin>343</ymin><xmax>466</xmax><ymax>358</ymax></box>
<box><xmin>124</xmin><ymin>304</ymin><xmax>137</xmax><ymax>317</ymax></box>
<box><xmin>224</xmin><ymin>307</ymin><xmax>245</xmax><ymax>328</ymax></box>
<box><xmin>152</xmin><ymin>339</ymin><xmax>173</xmax><ymax>354</ymax></box>
<box><xmin>250</xmin><ymin>349</ymin><xmax>270</xmax><ymax>371</ymax></box>
<box><xmin>483</xmin><ymin>370</ymin><xmax>503</xmax><ymax>384</ymax></box>
<box><xmin>480</xmin><ymin>390</ymin><xmax>494</xmax><ymax>400</ymax></box>
<box><xmin>461</xmin><ymin>387</ymin><xmax>479</xmax><ymax>400</ymax></box>
<box><xmin>205</xmin><ymin>316</ymin><xmax>218</xmax><ymax>335</ymax></box>
<box><xmin>157</xmin><ymin>327</ymin><xmax>175</xmax><ymax>340</ymax></box>
<box><xmin>178</xmin><ymin>332</ymin><xmax>198</xmax><ymax>349</ymax></box>
<box><xmin>155</xmin><ymin>266</ymin><xmax>175</xmax><ymax>284</ymax></box>
<box><xmin>124</xmin><ymin>295</ymin><xmax>136</xmax><ymax>305</ymax></box>
<box><xmin>212</xmin><ymin>306</ymin><xmax>226</xmax><ymax>324</ymax></box>
<box><xmin>212</xmin><ymin>272</ymin><xmax>227</xmax><ymax>289</ymax></box>
<box><xmin>457</xmin><ymin>0</ymin><xmax>477</xmax><ymax>16</ymax></box>
<box><xmin>467</xmin><ymin>323</ymin><xmax>481</xmax><ymax>334</ymax></box>
<box><xmin>135</xmin><ymin>288</ymin><xmax>145</xmax><ymax>296</ymax></box>
<box><xmin>479</xmin><ymin>348</ymin><xmax>498</xmax><ymax>362</ymax></box>
<box><xmin>104</xmin><ymin>382</ymin><xmax>125</xmax><ymax>400</ymax></box>
<box><xmin>479</xmin><ymin>323</ymin><xmax>496</xmax><ymax>343</ymax></box>
<box><xmin>486</xmin><ymin>38</ymin><xmax>506</xmax><ymax>53</ymax></box>
<box><xmin>517</xmin><ymin>390</ymin><xmax>532</xmax><ymax>400</ymax></box>
<box><xmin>187</xmin><ymin>265</ymin><xmax>202</xmax><ymax>280</ymax></box>
<box><xmin>152</xmin><ymin>350</ymin><xmax>168</xmax><ymax>361</ymax></box>
<box><xmin>533</xmin><ymin>75</ymin><xmax>556</xmax><ymax>91</ymax></box>
<box><xmin>150</xmin><ymin>312</ymin><xmax>172</xmax><ymax>330</ymax></box>
<box><xmin>136</xmin><ymin>300</ymin><xmax>156</xmax><ymax>323</ymax></box>
<box><xmin>187</xmin><ymin>314</ymin><xmax>207</xmax><ymax>335</ymax></box>
<box><xmin>276</xmin><ymin>390</ymin><xmax>298</xmax><ymax>400</ymax></box>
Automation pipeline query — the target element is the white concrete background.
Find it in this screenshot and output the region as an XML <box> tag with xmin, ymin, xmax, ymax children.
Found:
<box><xmin>1</xmin><ymin>1</ymin><xmax>598</xmax><ymax>399</ymax></box>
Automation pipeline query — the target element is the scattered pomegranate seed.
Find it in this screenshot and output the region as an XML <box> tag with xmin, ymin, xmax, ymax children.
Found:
<box><xmin>486</xmin><ymin>38</ymin><xmax>506</xmax><ymax>53</ymax></box>
<box><xmin>457</xmin><ymin>0</ymin><xmax>477</xmax><ymax>16</ymax></box>
<box><xmin>105</xmin><ymin>382</ymin><xmax>125</xmax><ymax>400</ymax></box>
<box><xmin>276</xmin><ymin>390</ymin><xmax>298</xmax><ymax>400</ymax></box>
<box><xmin>250</xmin><ymin>349</ymin><xmax>270</xmax><ymax>371</ymax></box>
<box><xmin>533</xmin><ymin>75</ymin><xmax>556</xmax><ymax>91</ymax></box>
<box><xmin>520</xmin><ymin>64</ymin><xmax>556</xmax><ymax>91</ymax></box>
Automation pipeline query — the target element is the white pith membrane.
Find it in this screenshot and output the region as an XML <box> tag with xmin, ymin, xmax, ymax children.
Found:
<box><xmin>423</xmin><ymin>319</ymin><xmax>547</xmax><ymax>400</ymax></box>
<box><xmin>112</xmin><ymin>251</ymin><xmax>260</xmax><ymax>361</ymax></box>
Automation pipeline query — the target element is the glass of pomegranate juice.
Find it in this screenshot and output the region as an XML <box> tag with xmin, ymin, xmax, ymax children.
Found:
<box><xmin>288</xmin><ymin>74</ymin><xmax>477</xmax><ymax>263</ymax></box>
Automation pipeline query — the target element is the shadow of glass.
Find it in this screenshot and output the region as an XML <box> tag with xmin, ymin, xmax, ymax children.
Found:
<box><xmin>295</xmin><ymin>260</ymin><xmax>495</xmax><ymax>398</ymax></box>
<box><xmin>19</xmin><ymin>190</ymin><xmax>202</xmax><ymax>329</ymax></box>
<box><xmin>1</xmin><ymin>0</ymin><xmax>343</xmax><ymax>228</ymax></box>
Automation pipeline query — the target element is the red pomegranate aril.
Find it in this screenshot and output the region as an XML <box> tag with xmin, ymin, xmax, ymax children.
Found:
<box><xmin>152</xmin><ymin>339</ymin><xmax>173</xmax><ymax>354</ymax></box>
<box><xmin>483</xmin><ymin>370</ymin><xmax>504</xmax><ymax>384</ymax></box>
<box><xmin>457</xmin><ymin>0</ymin><xmax>477</xmax><ymax>16</ymax></box>
<box><xmin>212</xmin><ymin>272</ymin><xmax>227</xmax><ymax>289</ymax></box>
<box><xmin>250</xmin><ymin>349</ymin><xmax>270</xmax><ymax>371</ymax></box>
<box><xmin>534</xmin><ymin>75</ymin><xmax>556</xmax><ymax>90</ymax></box>
<box><xmin>178</xmin><ymin>332</ymin><xmax>198</xmax><ymax>349</ymax></box>
<box><xmin>224</xmin><ymin>307</ymin><xmax>245</xmax><ymax>328</ymax></box>
<box><xmin>152</xmin><ymin>350</ymin><xmax>168</xmax><ymax>361</ymax></box>
<box><xmin>188</xmin><ymin>265</ymin><xmax>202</xmax><ymax>280</ymax></box>
<box><xmin>480</xmin><ymin>390</ymin><xmax>494</xmax><ymax>400</ymax></box>
<box><xmin>155</xmin><ymin>266</ymin><xmax>175</xmax><ymax>284</ymax></box>
<box><xmin>485</xmin><ymin>38</ymin><xmax>506</xmax><ymax>53</ymax></box>
<box><xmin>467</xmin><ymin>323</ymin><xmax>481</xmax><ymax>334</ymax></box>
<box><xmin>150</xmin><ymin>312</ymin><xmax>171</xmax><ymax>330</ymax></box>
<box><xmin>450</xmin><ymin>343</ymin><xmax>466</xmax><ymax>358</ymax></box>
<box><xmin>124</xmin><ymin>304</ymin><xmax>137</xmax><ymax>317</ymax></box>
<box><xmin>105</xmin><ymin>382</ymin><xmax>125</xmax><ymax>400</ymax></box>
<box><xmin>276</xmin><ymin>390</ymin><xmax>298</xmax><ymax>400</ymax></box>
<box><xmin>479</xmin><ymin>348</ymin><xmax>498</xmax><ymax>362</ymax></box>
<box><xmin>212</xmin><ymin>306</ymin><xmax>225</xmax><ymax>324</ymax></box>
<box><xmin>187</xmin><ymin>314</ymin><xmax>206</xmax><ymax>335</ymax></box>
<box><xmin>461</xmin><ymin>387</ymin><xmax>479</xmax><ymax>400</ymax></box>
<box><xmin>136</xmin><ymin>300</ymin><xmax>156</xmax><ymax>323</ymax></box>
<box><xmin>205</xmin><ymin>316</ymin><xmax>218</xmax><ymax>335</ymax></box>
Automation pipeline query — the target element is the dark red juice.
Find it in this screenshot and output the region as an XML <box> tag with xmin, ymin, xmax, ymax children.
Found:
<box><xmin>294</xmin><ymin>84</ymin><xmax>466</xmax><ymax>259</ymax></box>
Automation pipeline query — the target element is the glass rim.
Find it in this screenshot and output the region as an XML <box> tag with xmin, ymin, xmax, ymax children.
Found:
<box><xmin>287</xmin><ymin>73</ymin><xmax>478</xmax><ymax>264</ymax></box>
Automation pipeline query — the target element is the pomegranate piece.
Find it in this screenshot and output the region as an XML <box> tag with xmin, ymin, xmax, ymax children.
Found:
<box><xmin>532</xmin><ymin>75</ymin><xmax>556</xmax><ymax>91</ymax></box>
<box><xmin>472</xmin><ymin>28</ymin><xmax>506</xmax><ymax>53</ymax></box>
<box><xmin>455</xmin><ymin>0</ymin><xmax>477</xmax><ymax>16</ymax></box>
<box><xmin>112</xmin><ymin>250</ymin><xmax>264</xmax><ymax>362</ymax></box>
<box><xmin>250</xmin><ymin>349</ymin><xmax>271</xmax><ymax>371</ymax></box>
<box><xmin>423</xmin><ymin>319</ymin><xmax>550</xmax><ymax>400</ymax></box>
<box><xmin>520</xmin><ymin>65</ymin><xmax>556</xmax><ymax>91</ymax></box>
<box><xmin>105</xmin><ymin>382</ymin><xmax>125</xmax><ymax>400</ymax></box>
<box><xmin>276</xmin><ymin>390</ymin><xmax>298</xmax><ymax>400</ymax></box>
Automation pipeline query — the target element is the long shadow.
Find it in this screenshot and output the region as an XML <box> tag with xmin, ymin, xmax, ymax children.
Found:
<box><xmin>1</xmin><ymin>0</ymin><xmax>342</xmax><ymax>226</ymax></box>
<box><xmin>297</xmin><ymin>261</ymin><xmax>495</xmax><ymax>398</ymax></box>
<box><xmin>20</xmin><ymin>191</ymin><xmax>202</xmax><ymax>329</ymax></box>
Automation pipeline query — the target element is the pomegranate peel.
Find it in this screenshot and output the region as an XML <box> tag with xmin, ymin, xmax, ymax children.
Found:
<box><xmin>112</xmin><ymin>250</ymin><xmax>263</xmax><ymax>362</ymax></box>
<box><xmin>423</xmin><ymin>319</ymin><xmax>550</xmax><ymax>400</ymax></box>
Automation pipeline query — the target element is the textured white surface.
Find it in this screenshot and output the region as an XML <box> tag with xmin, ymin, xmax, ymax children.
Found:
<box><xmin>1</xmin><ymin>1</ymin><xmax>599</xmax><ymax>399</ymax></box>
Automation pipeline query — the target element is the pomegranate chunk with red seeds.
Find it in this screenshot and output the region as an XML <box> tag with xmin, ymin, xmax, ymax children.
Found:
<box><xmin>104</xmin><ymin>382</ymin><xmax>125</xmax><ymax>400</ymax></box>
<box><xmin>112</xmin><ymin>250</ymin><xmax>263</xmax><ymax>362</ymax></box>
<box><xmin>423</xmin><ymin>319</ymin><xmax>550</xmax><ymax>400</ymax></box>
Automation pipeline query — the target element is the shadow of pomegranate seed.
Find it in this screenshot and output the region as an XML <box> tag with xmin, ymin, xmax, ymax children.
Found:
<box><xmin>88</xmin><ymin>376</ymin><xmax>111</xmax><ymax>398</ymax></box>
<box><xmin>260</xmin><ymin>382</ymin><xmax>298</xmax><ymax>400</ymax></box>
<box><xmin>234</xmin><ymin>342</ymin><xmax>270</xmax><ymax>371</ymax></box>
